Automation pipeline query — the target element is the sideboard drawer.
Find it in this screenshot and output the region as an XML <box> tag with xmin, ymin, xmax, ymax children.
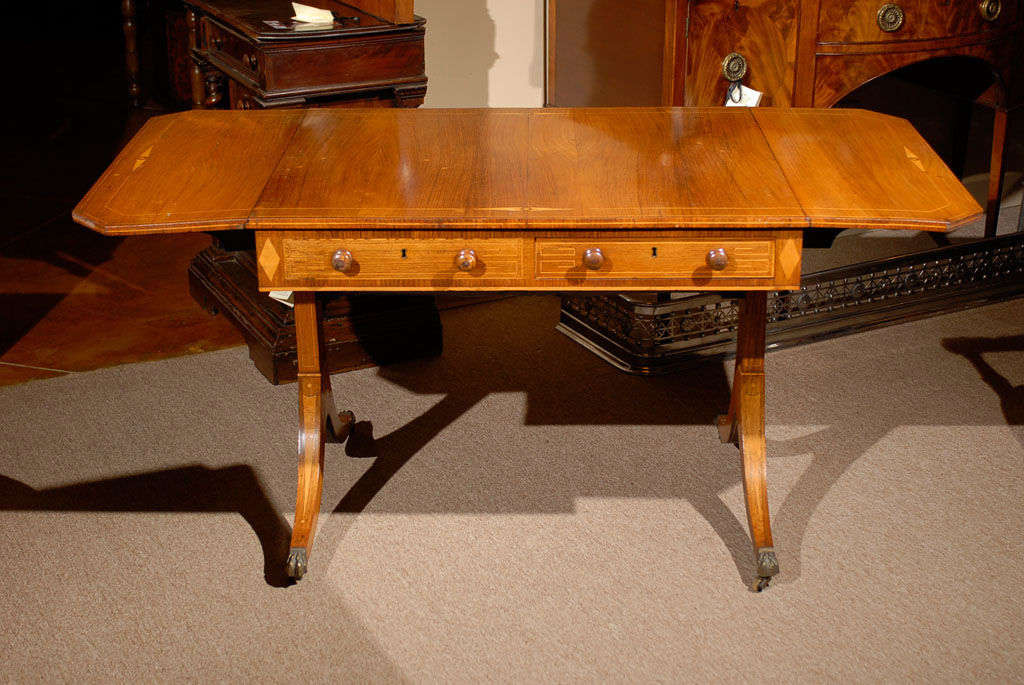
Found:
<box><xmin>276</xmin><ymin>236</ymin><xmax>526</xmax><ymax>285</ymax></box>
<box><xmin>817</xmin><ymin>0</ymin><xmax>1015</xmax><ymax>44</ymax></box>
<box><xmin>204</xmin><ymin>19</ymin><xmax>262</xmax><ymax>83</ymax></box>
<box><xmin>534</xmin><ymin>239</ymin><xmax>775</xmax><ymax>281</ymax></box>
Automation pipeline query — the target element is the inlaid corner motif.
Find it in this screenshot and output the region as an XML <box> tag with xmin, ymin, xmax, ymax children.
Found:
<box><xmin>258</xmin><ymin>237</ymin><xmax>281</xmax><ymax>281</ymax></box>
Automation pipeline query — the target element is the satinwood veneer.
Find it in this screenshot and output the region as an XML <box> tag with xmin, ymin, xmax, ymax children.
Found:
<box><xmin>74</xmin><ymin>107</ymin><xmax>981</xmax><ymax>589</ymax></box>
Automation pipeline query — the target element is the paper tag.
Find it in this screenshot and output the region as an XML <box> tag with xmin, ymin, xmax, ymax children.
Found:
<box><xmin>291</xmin><ymin>2</ymin><xmax>333</xmax><ymax>24</ymax></box>
<box><xmin>724</xmin><ymin>85</ymin><xmax>762</xmax><ymax>107</ymax></box>
<box><xmin>268</xmin><ymin>290</ymin><xmax>295</xmax><ymax>308</ymax></box>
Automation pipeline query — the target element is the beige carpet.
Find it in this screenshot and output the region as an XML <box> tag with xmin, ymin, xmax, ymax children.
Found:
<box><xmin>1</xmin><ymin>295</ymin><xmax>1023</xmax><ymax>682</ymax></box>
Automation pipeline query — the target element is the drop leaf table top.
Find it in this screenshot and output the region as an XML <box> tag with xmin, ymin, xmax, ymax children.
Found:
<box><xmin>74</xmin><ymin>107</ymin><xmax>980</xmax><ymax>235</ymax></box>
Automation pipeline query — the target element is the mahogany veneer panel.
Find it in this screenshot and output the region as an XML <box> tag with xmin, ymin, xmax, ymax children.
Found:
<box><xmin>682</xmin><ymin>0</ymin><xmax>797</xmax><ymax>107</ymax></box>
<box><xmin>817</xmin><ymin>0</ymin><xmax>1018</xmax><ymax>44</ymax></box>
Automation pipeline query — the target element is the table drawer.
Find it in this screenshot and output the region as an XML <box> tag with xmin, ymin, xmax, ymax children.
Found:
<box><xmin>276</xmin><ymin>236</ymin><xmax>526</xmax><ymax>285</ymax></box>
<box><xmin>255</xmin><ymin>231</ymin><xmax>800</xmax><ymax>291</ymax></box>
<box><xmin>534</xmin><ymin>239</ymin><xmax>775</xmax><ymax>280</ymax></box>
<box><xmin>204</xmin><ymin>19</ymin><xmax>262</xmax><ymax>82</ymax></box>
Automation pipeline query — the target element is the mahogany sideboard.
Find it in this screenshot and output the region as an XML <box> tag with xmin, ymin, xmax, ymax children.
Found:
<box><xmin>551</xmin><ymin>0</ymin><xmax>1020</xmax><ymax>232</ymax></box>
<box><xmin>548</xmin><ymin>0</ymin><xmax>1021</xmax><ymax>374</ymax></box>
<box><xmin>73</xmin><ymin>107</ymin><xmax>981</xmax><ymax>589</ymax></box>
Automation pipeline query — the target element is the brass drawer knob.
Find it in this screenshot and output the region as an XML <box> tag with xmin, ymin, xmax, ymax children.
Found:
<box><xmin>706</xmin><ymin>248</ymin><xmax>729</xmax><ymax>271</ymax></box>
<box><xmin>245</xmin><ymin>54</ymin><xmax>258</xmax><ymax>69</ymax></box>
<box><xmin>721</xmin><ymin>53</ymin><xmax>748</xmax><ymax>82</ymax></box>
<box><xmin>331</xmin><ymin>249</ymin><xmax>354</xmax><ymax>273</ymax></box>
<box><xmin>877</xmin><ymin>3</ymin><xmax>905</xmax><ymax>31</ymax></box>
<box><xmin>979</xmin><ymin>0</ymin><xmax>1001</xmax><ymax>21</ymax></box>
<box><xmin>582</xmin><ymin>247</ymin><xmax>605</xmax><ymax>270</ymax></box>
<box><xmin>212</xmin><ymin>36</ymin><xmax>223</xmax><ymax>49</ymax></box>
<box><xmin>455</xmin><ymin>249</ymin><xmax>477</xmax><ymax>272</ymax></box>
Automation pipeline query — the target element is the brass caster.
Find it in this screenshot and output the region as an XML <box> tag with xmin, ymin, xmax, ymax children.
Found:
<box><xmin>757</xmin><ymin>544</ymin><xmax>778</xmax><ymax>589</ymax></box>
<box><xmin>752</xmin><ymin>547</ymin><xmax>779</xmax><ymax>591</ymax></box>
<box><xmin>327</xmin><ymin>410</ymin><xmax>356</xmax><ymax>443</ymax></box>
<box><xmin>756</xmin><ymin>547</ymin><xmax>779</xmax><ymax>579</ymax></box>
<box><xmin>286</xmin><ymin>548</ymin><xmax>308</xmax><ymax>580</ymax></box>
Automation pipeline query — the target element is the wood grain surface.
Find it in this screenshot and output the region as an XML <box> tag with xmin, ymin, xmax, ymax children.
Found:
<box><xmin>74</xmin><ymin>107</ymin><xmax>983</xmax><ymax>235</ymax></box>
<box><xmin>254</xmin><ymin>229</ymin><xmax>803</xmax><ymax>291</ymax></box>
<box><xmin>817</xmin><ymin>0</ymin><xmax>1017</xmax><ymax>44</ymax></box>
<box><xmin>74</xmin><ymin>110</ymin><xmax>303</xmax><ymax>234</ymax></box>
<box><xmin>680</xmin><ymin>0</ymin><xmax>798</xmax><ymax>107</ymax></box>
<box><xmin>752</xmin><ymin>108</ymin><xmax>982</xmax><ymax>229</ymax></box>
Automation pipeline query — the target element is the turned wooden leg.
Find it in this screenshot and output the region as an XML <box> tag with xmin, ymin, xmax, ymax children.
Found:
<box><xmin>715</xmin><ymin>292</ymin><xmax>778</xmax><ymax>591</ymax></box>
<box><xmin>287</xmin><ymin>292</ymin><xmax>354</xmax><ymax>580</ymax></box>
<box><xmin>985</xmin><ymin>106</ymin><xmax>1008</xmax><ymax>238</ymax></box>
<box><xmin>122</xmin><ymin>0</ymin><xmax>140</xmax><ymax>108</ymax></box>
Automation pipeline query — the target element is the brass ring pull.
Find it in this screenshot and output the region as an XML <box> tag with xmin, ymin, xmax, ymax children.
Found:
<box><xmin>877</xmin><ymin>3</ymin><xmax>905</xmax><ymax>31</ymax></box>
<box><xmin>721</xmin><ymin>53</ymin><xmax>748</xmax><ymax>82</ymax></box>
<box><xmin>979</xmin><ymin>0</ymin><xmax>1001</xmax><ymax>21</ymax></box>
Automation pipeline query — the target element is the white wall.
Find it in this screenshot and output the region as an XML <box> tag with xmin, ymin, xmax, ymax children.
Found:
<box><xmin>416</xmin><ymin>0</ymin><xmax>545</xmax><ymax>108</ymax></box>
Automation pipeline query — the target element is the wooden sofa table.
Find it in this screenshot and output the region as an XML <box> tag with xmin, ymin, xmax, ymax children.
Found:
<box><xmin>73</xmin><ymin>107</ymin><xmax>980</xmax><ymax>590</ymax></box>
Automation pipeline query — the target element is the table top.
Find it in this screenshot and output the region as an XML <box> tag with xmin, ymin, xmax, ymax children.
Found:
<box><xmin>187</xmin><ymin>0</ymin><xmax>415</xmax><ymax>41</ymax></box>
<box><xmin>73</xmin><ymin>107</ymin><xmax>982</xmax><ymax>236</ymax></box>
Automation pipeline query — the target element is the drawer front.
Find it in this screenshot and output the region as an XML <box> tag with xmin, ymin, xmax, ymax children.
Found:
<box><xmin>255</xmin><ymin>231</ymin><xmax>801</xmax><ymax>291</ymax></box>
<box><xmin>534</xmin><ymin>239</ymin><xmax>775</xmax><ymax>280</ymax></box>
<box><xmin>204</xmin><ymin>19</ymin><xmax>262</xmax><ymax>82</ymax></box>
<box><xmin>817</xmin><ymin>0</ymin><xmax>1016</xmax><ymax>44</ymax></box>
<box><xmin>264</xmin><ymin>34</ymin><xmax>425</xmax><ymax>93</ymax></box>
<box><xmin>278</xmin><ymin>237</ymin><xmax>525</xmax><ymax>285</ymax></box>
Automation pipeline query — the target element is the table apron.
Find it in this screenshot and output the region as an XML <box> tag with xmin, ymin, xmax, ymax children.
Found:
<box><xmin>254</xmin><ymin>229</ymin><xmax>804</xmax><ymax>292</ymax></box>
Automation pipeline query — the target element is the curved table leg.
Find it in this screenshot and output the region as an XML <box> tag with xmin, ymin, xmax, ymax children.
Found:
<box><xmin>715</xmin><ymin>292</ymin><xmax>778</xmax><ymax>591</ymax></box>
<box><xmin>287</xmin><ymin>292</ymin><xmax>354</xmax><ymax>580</ymax></box>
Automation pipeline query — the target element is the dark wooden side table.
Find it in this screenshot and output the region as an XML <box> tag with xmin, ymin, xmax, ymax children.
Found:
<box><xmin>179</xmin><ymin>0</ymin><xmax>439</xmax><ymax>383</ymax></box>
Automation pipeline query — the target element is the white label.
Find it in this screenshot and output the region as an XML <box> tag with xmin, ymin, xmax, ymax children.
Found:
<box><xmin>725</xmin><ymin>85</ymin><xmax>763</xmax><ymax>107</ymax></box>
<box><xmin>268</xmin><ymin>291</ymin><xmax>294</xmax><ymax>308</ymax></box>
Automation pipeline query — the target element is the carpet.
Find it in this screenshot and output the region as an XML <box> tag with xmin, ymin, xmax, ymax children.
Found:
<box><xmin>1</xmin><ymin>295</ymin><xmax>1022</xmax><ymax>682</ymax></box>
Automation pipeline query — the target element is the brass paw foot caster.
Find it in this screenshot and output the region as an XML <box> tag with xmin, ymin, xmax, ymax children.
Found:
<box><xmin>286</xmin><ymin>548</ymin><xmax>308</xmax><ymax>580</ymax></box>
<box><xmin>753</xmin><ymin>547</ymin><xmax>779</xmax><ymax>592</ymax></box>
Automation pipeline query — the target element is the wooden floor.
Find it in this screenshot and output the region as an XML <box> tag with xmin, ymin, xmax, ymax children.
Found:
<box><xmin>0</xmin><ymin>227</ymin><xmax>242</xmax><ymax>386</ymax></box>
<box><xmin>0</xmin><ymin>19</ymin><xmax>244</xmax><ymax>387</ymax></box>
